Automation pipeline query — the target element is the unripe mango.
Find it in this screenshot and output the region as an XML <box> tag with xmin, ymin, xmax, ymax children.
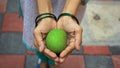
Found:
<box><xmin>46</xmin><ymin>29</ymin><xmax>67</xmax><ymax>54</ymax></box>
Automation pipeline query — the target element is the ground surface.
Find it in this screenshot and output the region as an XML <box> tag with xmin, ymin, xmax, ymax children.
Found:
<box><xmin>0</xmin><ymin>0</ymin><xmax>120</xmax><ymax>68</ymax></box>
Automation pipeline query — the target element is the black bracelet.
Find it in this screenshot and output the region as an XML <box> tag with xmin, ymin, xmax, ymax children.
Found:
<box><xmin>35</xmin><ymin>13</ymin><xmax>57</xmax><ymax>23</ymax></box>
<box><xmin>35</xmin><ymin>15</ymin><xmax>56</xmax><ymax>27</ymax></box>
<box><xmin>35</xmin><ymin>13</ymin><xmax>57</xmax><ymax>27</ymax></box>
<box><xmin>58</xmin><ymin>13</ymin><xmax>79</xmax><ymax>24</ymax></box>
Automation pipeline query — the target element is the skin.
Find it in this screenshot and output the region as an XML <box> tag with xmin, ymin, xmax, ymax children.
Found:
<box><xmin>34</xmin><ymin>0</ymin><xmax>83</xmax><ymax>67</ymax></box>
<box><xmin>57</xmin><ymin>0</ymin><xmax>83</xmax><ymax>63</ymax></box>
<box><xmin>57</xmin><ymin>16</ymin><xmax>83</xmax><ymax>63</ymax></box>
<box><xmin>34</xmin><ymin>0</ymin><xmax>59</xmax><ymax>68</ymax></box>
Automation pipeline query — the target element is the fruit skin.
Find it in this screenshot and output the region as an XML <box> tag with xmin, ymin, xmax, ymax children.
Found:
<box><xmin>46</xmin><ymin>29</ymin><xmax>67</xmax><ymax>54</ymax></box>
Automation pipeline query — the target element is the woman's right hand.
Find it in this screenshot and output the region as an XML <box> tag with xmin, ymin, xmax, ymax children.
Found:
<box><xmin>33</xmin><ymin>18</ymin><xmax>59</xmax><ymax>63</ymax></box>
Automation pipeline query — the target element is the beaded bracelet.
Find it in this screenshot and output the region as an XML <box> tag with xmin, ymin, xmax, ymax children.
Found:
<box><xmin>35</xmin><ymin>13</ymin><xmax>57</xmax><ymax>27</ymax></box>
<box><xmin>58</xmin><ymin>13</ymin><xmax>79</xmax><ymax>24</ymax></box>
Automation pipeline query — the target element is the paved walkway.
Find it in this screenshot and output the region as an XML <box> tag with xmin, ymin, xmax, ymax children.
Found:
<box><xmin>0</xmin><ymin>0</ymin><xmax>120</xmax><ymax>68</ymax></box>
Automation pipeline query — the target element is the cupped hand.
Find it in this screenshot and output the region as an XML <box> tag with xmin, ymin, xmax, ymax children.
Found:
<box><xmin>33</xmin><ymin>18</ymin><xmax>59</xmax><ymax>62</ymax></box>
<box><xmin>57</xmin><ymin>16</ymin><xmax>83</xmax><ymax>63</ymax></box>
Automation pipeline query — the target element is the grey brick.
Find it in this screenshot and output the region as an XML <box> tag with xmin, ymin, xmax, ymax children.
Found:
<box><xmin>109</xmin><ymin>46</ymin><xmax>120</xmax><ymax>55</ymax></box>
<box><xmin>26</xmin><ymin>55</ymin><xmax>38</xmax><ymax>68</ymax></box>
<box><xmin>85</xmin><ymin>55</ymin><xmax>114</xmax><ymax>68</ymax></box>
<box><xmin>71</xmin><ymin>46</ymin><xmax>83</xmax><ymax>55</ymax></box>
<box><xmin>0</xmin><ymin>33</ymin><xmax>26</xmax><ymax>54</ymax></box>
<box><xmin>0</xmin><ymin>13</ymin><xmax>3</xmax><ymax>29</ymax></box>
<box><xmin>6</xmin><ymin>0</ymin><xmax>18</xmax><ymax>13</ymax></box>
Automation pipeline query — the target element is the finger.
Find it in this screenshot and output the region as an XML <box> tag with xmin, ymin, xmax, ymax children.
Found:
<box><xmin>34</xmin><ymin>38</ymin><xmax>44</xmax><ymax>52</ymax></box>
<box><xmin>44</xmin><ymin>48</ymin><xmax>59</xmax><ymax>62</ymax></box>
<box><xmin>38</xmin><ymin>42</ymin><xmax>45</xmax><ymax>52</ymax></box>
<box><xmin>42</xmin><ymin>33</ymin><xmax>47</xmax><ymax>40</ymax></box>
<box><xmin>75</xmin><ymin>27</ymin><xmax>83</xmax><ymax>50</ymax></box>
<box><xmin>59</xmin><ymin>56</ymin><xmax>67</xmax><ymax>64</ymax></box>
<box><xmin>33</xmin><ymin>29</ymin><xmax>45</xmax><ymax>52</ymax></box>
<box><xmin>60</xmin><ymin>40</ymin><xmax>75</xmax><ymax>58</ymax></box>
<box><xmin>67</xmin><ymin>39</ymin><xmax>70</xmax><ymax>45</ymax></box>
<box><xmin>59</xmin><ymin>47</ymin><xmax>73</xmax><ymax>63</ymax></box>
<box><xmin>59</xmin><ymin>50</ymin><xmax>72</xmax><ymax>64</ymax></box>
<box><xmin>34</xmin><ymin>39</ymin><xmax>39</xmax><ymax>48</ymax></box>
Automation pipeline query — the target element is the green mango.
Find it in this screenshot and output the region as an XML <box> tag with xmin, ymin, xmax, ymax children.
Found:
<box><xmin>46</xmin><ymin>29</ymin><xmax>67</xmax><ymax>54</ymax></box>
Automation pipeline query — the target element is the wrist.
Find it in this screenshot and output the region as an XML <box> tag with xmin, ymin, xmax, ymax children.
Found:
<box><xmin>62</xmin><ymin>0</ymin><xmax>81</xmax><ymax>15</ymax></box>
<box><xmin>35</xmin><ymin>13</ymin><xmax>57</xmax><ymax>27</ymax></box>
<box><xmin>38</xmin><ymin>8</ymin><xmax>52</xmax><ymax>14</ymax></box>
<box><xmin>58</xmin><ymin>13</ymin><xmax>79</xmax><ymax>24</ymax></box>
<box><xmin>37</xmin><ymin>0</ymin><xmax>53</xmax><ymax>14</ymax></box>
<box><xmin>38</xmin><ymin>6</ymin><xmax>52</xmax><ymax>14</ymax></box>
<box><xmin>39</xmin><ymin>17</ymin><xmax>54</xmax><ymax>23</ymax></box>
<box><xmin>62</xmin><ymin>10</ymin><xmax>76</xmax><ymax>15</ymax></box>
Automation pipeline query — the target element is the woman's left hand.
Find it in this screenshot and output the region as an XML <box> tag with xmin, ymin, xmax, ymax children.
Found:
<box><xmin>57</xmin><ymin>16</ymin><xmax>83</xmax><ymax>63</ymax></box>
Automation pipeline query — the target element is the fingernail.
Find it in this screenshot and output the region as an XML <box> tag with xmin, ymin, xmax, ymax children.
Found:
<box><xmin>39</xmin><ymin>46</ymin><xmax>43</xmax><ymax>52</ymax></box>
<box><xmin>60</xmin><ymin>58</ymin><xmax>64</xmax><ymax>63</ymax></box>
<box><xmin>76</xmin><ymin>45</ymin><xmax>80</xmax><ymax>50</ymax></box>
<box><xmin>55</xmin><ymin>62</ymin><xmax>59</xmax><ymax>65</ymax></box>
<box><xmin>55</xmin><ymin>57</ymin><xmax>59</xmax><ymax>62</ymax></box>
<box><xmin>40</xmin><ymin>47</ymin><xmax>42</xmax><ymax>52</ymax></box>
<box><xmin>60</xmin><ymin>54</ymin><xmax>63</xmax><ymax>58</ymax></box>
<box><xmin>78</xmin><ymin>47</ymin><xmax>80</xmax><ymax>50</ymax></box>
<box><xmin>39</xmin><ymin>47</ymin><xmax>41</xmax><ymax>52</ymax></box>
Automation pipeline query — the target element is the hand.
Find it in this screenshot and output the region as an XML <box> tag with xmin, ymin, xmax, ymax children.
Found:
<box><xmin>34</xmin><ymin>18</ymin><xmax>59</xmax><ymax>62</ymax></box>
<box><xmin>57</xmin><ymin>16</ymin><xmax>83</xmax><ymax>63</ymax></box>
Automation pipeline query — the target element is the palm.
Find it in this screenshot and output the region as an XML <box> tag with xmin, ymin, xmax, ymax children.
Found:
<box><xmin>57</xmin><ymin>16</ymin><xmax>82</xmax><ymax>63</ymax></box>
<box><xmin>34</xmin><ymin>18</ymin><xmax>59</xmax><ymax>63</ymax></box>
<box><xmin>34</xmin><ymin>19</ymin><xmax>56</xmax><ymax>48</ymax></box>
<box><xmin>36</xmin><ymin>19</ymin><xmax>56</xmax><ymax>34</ymax></box>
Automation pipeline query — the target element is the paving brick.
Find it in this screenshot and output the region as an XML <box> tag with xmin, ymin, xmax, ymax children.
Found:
<box><xmin>6</xmin><ymin>0</ymin><xmax>18</xmax><ymax>13</ymax></box>
<box><xmin>110</xmin><ymin>46</ymin><xmax>120</xmax><ymax>55</ymax></box>
<box><xmin>0</xmin><ymin>0</ymin><xmax>7</xmax><ymax>13</ymax></box>
<box><xmin>83</xmin><ymin>46</ymin><xmax>111</xmax><ymax>55</ymax></box>
<box><xmin>26</xmin><ymin>50</ymin><xmax>36</xmax><ymax>55</ymax></box>
<box><xmin>19</xmin><ymin>17</ymin><xmax>23</xmax><ymax>23</ymax></box>
<box><xmin>59</xmin><ymin>55</ymin><xmax>85</xmax><ymax>68</ymax></box>
<box><xmin>0</xmin><ymin>13</ymin><xmax>3</xmax><ymax>29</ymax></box>
<box><xmin>1</xmin><ymin>13</ymin><xmax>23</xmax><ymax>32</ymax></box>
<box><xmin>0</xmin><ymin>33</ymin><xmax>26</xmax><ymax>54</ymax></box>
<box><xmin>26</xmin><ymin>55</ymin><xmax>38</xmax><ymax>68</ymax></box>
<box><xmin>85</xmin><ymin>55</ymin><xmax>114</xmax><ymax>68</ymax></box>
<box><xmin>112</xmin><ymin>55</ymin><xmax>120</xmax><ymax>68</ymax></box>
<box><xmin>0</xmin><ymin>55</ymin><xmax>25</xmax><ymax>68</ymax></box>
<box><xmin>71</xmin><ymin>46</ymin><xmax>83</xmax><ymax>55</ymax></box>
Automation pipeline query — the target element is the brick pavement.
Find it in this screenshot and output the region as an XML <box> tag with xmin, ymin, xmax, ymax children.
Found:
<box><xmin>0</xmin><ymin>0</ymin><xmax>120</xmax><ymax>68</ymax></box>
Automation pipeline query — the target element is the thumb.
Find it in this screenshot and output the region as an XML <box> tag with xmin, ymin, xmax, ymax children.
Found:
<box><xmin>75</xmin><ymin>27</ymin><xmax>82</xmax><ymax>50</ymax></box>
<box><xmin>34</xmin><ymin>29</ymin><xmax>45</xmax><ymax>52</ymax></box>
<box><xmin>38</xmin><ymin>41</ymin><xmax>45</xmax><ymax>52</ymax></box>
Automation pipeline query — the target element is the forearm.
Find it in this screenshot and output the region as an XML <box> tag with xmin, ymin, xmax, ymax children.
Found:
<box><xmin>62</xmin><ymin>0</ymin><xmax>81</xmax><ymax>15</ymax></box>
<box><xmin>36</xmin><ymin>0</ymin><xmax>52</xmax><ymax>13</ymax></box>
